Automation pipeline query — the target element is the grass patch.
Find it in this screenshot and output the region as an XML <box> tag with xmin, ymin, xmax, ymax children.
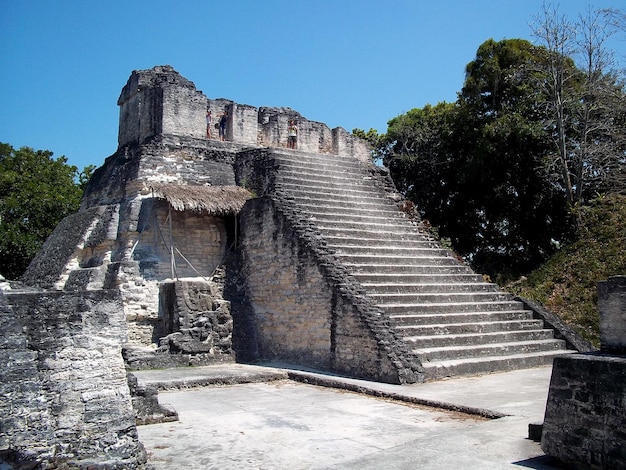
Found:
<box><xmin>506</xmin><ymin>194</ymin><xmax>626</xmax><ymax>347</ymax></box>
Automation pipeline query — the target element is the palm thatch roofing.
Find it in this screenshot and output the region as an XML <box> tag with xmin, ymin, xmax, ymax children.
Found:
<box><xmin>149</xmin><ymin>184</ymin><xmax>253</xmax><ymax>215</ymax></box>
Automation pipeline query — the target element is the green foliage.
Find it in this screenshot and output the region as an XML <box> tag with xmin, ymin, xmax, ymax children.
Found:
<box><xmin>0</xmin><ymin>143</ymin><xmax>84</xmax><ymax>279</ymax></box>
<box><xmin>507</xmin><ymin>194</ymin><xmax>626</xmax><ymax>346</ymax></box>
<box><xmin>382</xmin><ymin>39</ymin><xmax>580</xmax><ymax>282</ymax></box>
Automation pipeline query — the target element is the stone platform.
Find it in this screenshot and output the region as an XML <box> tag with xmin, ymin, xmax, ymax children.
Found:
<box><xmin>135</xmin><ymin>362</ymin><xmax>563</xmax><ymax>469</ymax></box>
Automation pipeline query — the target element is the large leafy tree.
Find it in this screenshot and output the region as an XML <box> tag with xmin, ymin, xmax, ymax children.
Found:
<box><xmin>382</xmin><ymin>39</ymin><xmax>577</xmax><ymax>282</ymax></box>
<box><xmin>455</xmin><ymin>38</ymin><xmax>575</xmax><ymax>280</ymax></box>
<box><xmin>0</xmin><ymin>143</ymin><xmax>86</xmax><ymax>279</ymax></box>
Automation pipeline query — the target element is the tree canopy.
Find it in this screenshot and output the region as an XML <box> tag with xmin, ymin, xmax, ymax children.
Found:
<box><xmin>0</xmin><ymin>143</ymin><xmax>87</xmax><ymax>279</ymax></box>
<box><xmin>374</xmin><ymin>6</ymin><xmax>625</xmax><ymax>283</ymax></box>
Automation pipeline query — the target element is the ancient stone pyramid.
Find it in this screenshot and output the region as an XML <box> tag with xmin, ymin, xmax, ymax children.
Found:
<box><xmin>22</xmin><ymin>65</ymin><xmax>579</xmax><ymax>383</ymax></box>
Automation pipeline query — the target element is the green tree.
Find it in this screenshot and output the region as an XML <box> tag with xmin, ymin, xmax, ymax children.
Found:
<box><xmin>383</xmin><ymin>102</ymin><xmax>460</xmax><ymax>229</ymax></box>
<box><xmin>0</xmin><ymin>143</ymin><xmax>84</xmax><ymax>279</ymax></box>
<box><xmin>456</xmin><ymin>38</ymin><xmax>575</xmax><ymax>280</ymax></box>
<box><xmin>383</xmin><ymin>39</ymin><xmax>576</xmax><ymax>282</ymax></box>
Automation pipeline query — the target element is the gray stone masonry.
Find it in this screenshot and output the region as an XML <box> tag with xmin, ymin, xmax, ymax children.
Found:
<box><xmin>116</xmin><ymin>65</ymin><xmax>370</xmax><ymax>162</ymax></box>
<box><xmin>0</xmin><ymin>289</ymin><xmax>148</xmax><ymax>468</ymax></box>
<box><xmin>598</xmin><ymin>275</ymin><xmax>626</xmax><ymax>353</ymax></box>
<box><xmin>236</xmin><ymin>148</ymin><xmax>423</xmax><ymax>384</ymax></box>
<box><xmin>541</xmin><ymin>354</ymin><xmax>626</xmax><ymax>469</ymax></box>
<box><xmin>541</xmin><ymin>276</ymin><xmax>626</xmax><ymax>469</ymax></box>
<box><xmin>157</xmin><ymin>279</ymin><xmax>234</xmax><ymax>359</ymax></box>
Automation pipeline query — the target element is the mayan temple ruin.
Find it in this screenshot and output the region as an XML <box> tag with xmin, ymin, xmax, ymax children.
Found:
<box><xmin>2</xmin><ymin>65</ymin><xmax>601</xmax><ymax>467</ymax></box>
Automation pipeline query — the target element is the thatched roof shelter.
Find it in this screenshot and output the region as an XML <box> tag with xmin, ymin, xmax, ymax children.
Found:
<box><xmin>149</xmin><ymin>184</ymin><xmax>253</xmax><ymax>215</ymax></box>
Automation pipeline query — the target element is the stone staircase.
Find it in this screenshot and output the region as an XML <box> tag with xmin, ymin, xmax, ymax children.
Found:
<box><xmin>269</xmin><ymin>149</ymin><xmax>572</xmax><ymax>380</ymax></box>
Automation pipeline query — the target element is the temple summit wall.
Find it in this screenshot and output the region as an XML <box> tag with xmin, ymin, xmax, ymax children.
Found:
<box><xmin>116</xmin><ymin>65</ymin><xmax>371</xmax><ymax>162</ymax></box>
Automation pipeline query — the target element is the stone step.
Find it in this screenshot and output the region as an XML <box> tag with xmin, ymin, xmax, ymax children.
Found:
<box><xmin>406</xmin><ymin>329</ymin><xmax>558</xmax><ymax>349</ymax></box>
<box><xmin>277</xmin><ymin>169</ymin><xmax>375</xmax><ymax>185</ymax></box>
<box><xmin>337</xmin><ymin>254</ymin><xmax>461</xmax><ymax>267</ymax></box>
<box><xmin>302</xmin><ymin>210</ymin><xmax>408</xmax><ymax>224</ymax></box>
<box><xmin>421</xmin><ymin>349</ymin><xmax>573</xmax><ymax>380</ymax></box>
<box><xmin>380</xmin><ymin>300</ymin><xmax>525</xmax><ymax>314</ymax></box>
<box><xmin>295</xmin><ymin>204</ymin><xmax>401</xmax><ymax>218</ymax></box>
<box><xmin>371</xmin><ymin>291</ymin><xmax>513</xmax><ymax>305</ymax></box>
<box><xmin>361</xmin><ymin>282</ymin><xmax>500</xmax><ymax>294</ymax></box>
<box><xmin>273</xmin><ymin>149</ymin><xmax>363</xmax><ymax>163</ymax></box>
<box><xmin>354</xmin><ymin>272</ymin><xmax>484</xmax><ymax>283</ymax></box>
<box><xmin>317</xmin><ymin>227</ymin><xmax>432</xmax><ymax>242</ymax></box>
<box><xmin>277</xmin><ymin>181</ymin><xmax>383</xmax><ymax>199</ymax></box>
<box><xmin>279</xmin><ymin>176</ymin><xmax>379</xmax><ymax>193</ymax></box>
<box><xmin>273</xmin><ymin>150</ymin><xmax>363</xmax><ymax>168</ymax></box>
<box><xmin>279</xmin><ymin>167</ymin><xmax>370</xmax><ymax>182</ymax></box>
<box><xmin>398</xmin><ymin>319</ymin><xmax>545</xmax><ymax>336</ymax></box>
<box><xmin>389</xmin><ymin>310</ymin><xmax>534</xmax><ymax>326</ymax></box>
<box><xmin>316</xmin><ymin>219</ymin><xmax>422</xmax><ymax>232</ymax></box>
<box><xmin>287</xmin><ymin>195</ymin><xmax>401</xmax><ymax>212</ymax></box>
<box><xmin>325</xmin><ymin>235</ymin><xmax>437</xmax><ymax>248</ymax></box>
<box><xmin>317</xmin><ymin>226</ymin><xmax>425</xmax><ymax>239</ymax></box>
<box><xmin>416</xmin><ymin>339</ymin><xmax>567</xmax><ymax>362</ymax></box>
<box><xmin>65</xmin><ymin>266</ymin><xmax>107</xmax><ymax>290</ymax></box>
<box><xmin>277</xmin><ymin>178</ymin><xmax>381</xmax><ymax>194</ymax></box>
<box><xmin>345</xmin><ymin>263</ymin><xmax>475</xmax><ymax>275</ymax></box>
<box><xmin>330</xmin><ymin>245</ymin><xmax>449</xmax><ymax>258</ymax></box>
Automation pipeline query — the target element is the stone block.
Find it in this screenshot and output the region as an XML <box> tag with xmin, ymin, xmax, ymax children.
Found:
<box><xmin>542</xmin><ymin>353</ymin><xmax>626</xmax><ymax>469</ymax></box>
<box><xmin>0</xmin><ymin>290</ymin><xmax>148</xmax><ymax>468</ymax></box>
<box><xmin>598</xmin><ymin>275</ymin><xmax>626</xmax><ymax>353</ymax></box>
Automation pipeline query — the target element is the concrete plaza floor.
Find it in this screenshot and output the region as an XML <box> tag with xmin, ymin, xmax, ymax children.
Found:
<box><xmin>134</xmin><ymin>363</ymin><xmax>562</xmax><ymax>469</ymax></box>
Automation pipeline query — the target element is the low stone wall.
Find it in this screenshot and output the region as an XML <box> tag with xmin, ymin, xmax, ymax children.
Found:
<box><xmin>541</xmin><ymin>354</ymin><xmax>626</xmax><ymax>469</ymax></box>
<box><xmin>0</xmin><ymin>289</ymin><xmax>147</xmax><ymax>468</ymax></box>
<box><xmin>541</xmin><ymin>275</ymin><xmax>626</xmax><ymax>469</ymax></box>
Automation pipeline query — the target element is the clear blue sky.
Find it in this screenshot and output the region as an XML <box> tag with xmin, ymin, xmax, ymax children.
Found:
<box><xmin>1</xmin><ymin>0</ymin><xmax>622</xmax><ymax>171</ymax></box>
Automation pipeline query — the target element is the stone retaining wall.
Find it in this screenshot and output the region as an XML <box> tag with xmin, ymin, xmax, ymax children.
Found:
<box><xmin>0</xmin><ymin>289</ymin><xmax>147</xmax><ymax>468</ymax></box>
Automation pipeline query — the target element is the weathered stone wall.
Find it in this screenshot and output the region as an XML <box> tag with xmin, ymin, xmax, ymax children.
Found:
<box><xmin>158</xmin><ymin>279</ymin><xmax>233</xmax><ymax>358</ymax></box>
<box><xmin>239</xmin><ymin>199</ymin><xmax>333</xmax><ymax>368</ymax></box>
<box><xmin>133</xmin><ymin>199</ymin><xmax>227</xmax><ymax>281</ymax></box>
<box><xmin>257</xmin><ymin>107</ymin><xmax>345</xmax><ymax>156</ymax></box>
<box><xmin>117</xmin><ymin>65</ymin><xmax>207</xmax><ymax>147</ymax></box>
<box><xmin>108</xmin><ymin>261</ymin><xmax>161</xmax><ymax>345</ymax></box>
<box><xmin>541</xmin><ymin>354</ymin><xmax>626</xmax><ymax>469</ymax></box>
<box><xmin>231</xmin><ymin>102</ymin><xmax>258</xmax><ymax>145</ymax></box>
<box><xmin>333</xmin><ymin>126</ymin><xmax>372</xmax><ymax>163</ymax></box>
<box><xmin>161</xmin><ymin>78</ymin><xmax>206</xmax><ymax>140</ymax></box>
<box><xmin>598</xmin><ymin>275</ymin><xmax>626</xmax><ymax>353</ymax></box>
<box><xmin>0</xmin><ymin>289</ymin><xmax>147</xmax><ymax>468</ymax></box>
<box><xmin>116</xmin><ymin>66</ymin><xmax>371</xmax><ymax>161</ymax></box>
<box><xmin>541</xmin><ymin>276</ymin><xmax>626</xmax><ymax>469</ymax></box>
